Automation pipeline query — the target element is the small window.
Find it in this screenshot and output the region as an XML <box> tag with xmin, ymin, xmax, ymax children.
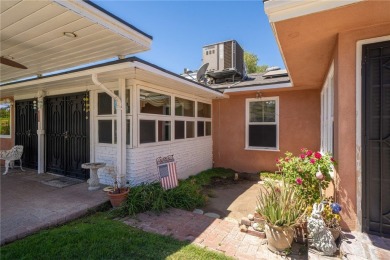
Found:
<box><xmin>0</xmin><ymin>101</ymin><xmax>11</xmax><ymax>137</ymax></box>
<box><xmin>125</xmin><ymin>89</ymin><xmax>131</xmax><ymax>114</ymax></box>
<box><xmin>98</xmin><ymin>93</ymin><xmax>112</xmax><ymax>115</ymax></box>
<box><xmin>197</xmin><ymin>121</ymin><xmax>205</xmax><ymax>137</ymax></box>
<box><xmin>158</xmin><ymin>121</ymin><xmax>171</xmax><ymax>142</ymax></box>
<box><xmin>98</xmin><ymin>120</ymin><xmax>112</xmax><ymax>144</ymax></box>
<box><xmin>205</xmin><ymin>121</ymin><xmax>212</xmax><ymax>136</ymax></box>
<box><xmin>246</xmin><ymin>98</ymin><xmax>278</xmax><ymax>150</ymax></box>
<box><xmin>140</xmin><ymin>120</ymin><xmax>156</xmax><ymax>144</ymax></box>
<box><xmin>175</xmin><ymin>97</ymin><xmax>195</xmax><ymax>117</ymax></box>
<box><xmin>175</xmin><ymin>120</ymin><xmax>185</xmax><ymax>140</ymax></box>
<box><xmin>126</xmin><ymin>119</ymin><xmax>131</xmax><ymax>145</ymax></box>
<box><xmin>140</xmin><ymin>89</ymin><xmax>171</xmax><ymax>115</ymax></box>
<box><xmin>198</xmin><ymin>102</ymin><xmax>211</xmax><ymax>118</ymax></box>
<box><xmin>186</xmin><ymin>121</ymin><xmax>195</xmax><ymax>138</ymax></box>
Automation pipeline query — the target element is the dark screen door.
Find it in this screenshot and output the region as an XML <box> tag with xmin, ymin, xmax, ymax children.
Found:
<box><xmin>46</xmin><ymin>93</ymin><xmax>89</xmax><ymax>179</ymax></box>
<box><xmin>362</xmin><ymin>40</ymin><xmax>390</xmax><ymax>237</ymax></box>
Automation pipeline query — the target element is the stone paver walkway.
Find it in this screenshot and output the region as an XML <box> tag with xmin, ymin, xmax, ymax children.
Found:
<box><xmin>121</xmin><ymin>208</ymin><xmax>306</xmax><ymax>260</ymax></box>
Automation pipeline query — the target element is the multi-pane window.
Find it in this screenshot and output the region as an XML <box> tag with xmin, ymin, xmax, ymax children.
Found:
<box><xmin>246</xmin><ymin>97</ymin><xmax>279</xmax><ymax>150</ymax></box>
<box><xmin>140</xmin><ymin>89</ymin><xmax>170</xmax><ymax>115</ymax></box>
<box><xmin>97</xmin><ymin>90</ymin><xmax>131</xmax><ymax>145</ymax></box>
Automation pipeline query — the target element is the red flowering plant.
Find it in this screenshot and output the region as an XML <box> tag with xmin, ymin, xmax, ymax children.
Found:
<box><xmin>276</xmin><ymin>148</ymin><xmax>336</xmax><ymax>205</ymax></box>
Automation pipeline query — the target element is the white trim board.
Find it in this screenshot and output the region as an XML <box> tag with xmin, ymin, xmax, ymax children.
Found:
<box><xmin>264</xmin><ymin>0</ymin><xmax>363</xmax><ymax>22</ymax></box>
<box><xmin>355</xmin><ymin>35</ymin><xmax>390</xmax><ymax>233</ymax></box>
<box><xmin>223</xmin><ymin>82</ymin><xmax>291</xmax><ymax>94</ymax></box>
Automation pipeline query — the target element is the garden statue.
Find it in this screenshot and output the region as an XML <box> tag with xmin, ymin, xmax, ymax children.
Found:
<box><xmin>307</xmin><ymin>203</ymin><xmax>337</xmax><ymax>256</ymax></box>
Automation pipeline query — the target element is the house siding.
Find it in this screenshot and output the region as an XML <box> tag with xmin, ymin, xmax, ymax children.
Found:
<box><xmin>95</xmin><ymin>137</ymin><xmax>212</xmax><ymax>186</ymax></box>
<box><xmin>212</xmin><ymin>89</ymin><xmax>320</xmax><ymax>173</ymax></box>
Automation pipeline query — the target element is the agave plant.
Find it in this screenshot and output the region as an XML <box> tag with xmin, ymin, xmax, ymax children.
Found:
<box><xmin>256</xmin><ymin>180</ymin><xmax>306</xmax><ymax>227</ymax></box>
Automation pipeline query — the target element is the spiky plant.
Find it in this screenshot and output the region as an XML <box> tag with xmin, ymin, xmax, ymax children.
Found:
<box><xmin>256</xmin><ymin>180</ymin><xmax>306</xmax><ymax>227</ymax></box>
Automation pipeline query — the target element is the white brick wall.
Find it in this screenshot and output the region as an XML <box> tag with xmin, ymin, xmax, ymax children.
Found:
<box><xmin>94</xmin><ymin>137</ymin><xmax>212</xmax><ymax>186</ymax></box>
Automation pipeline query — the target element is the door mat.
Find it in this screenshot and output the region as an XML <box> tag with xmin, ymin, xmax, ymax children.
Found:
<box><xmin>41</xmin><ymin>177</ymin><xmax>84</xmax><ymax>188</ymax></box>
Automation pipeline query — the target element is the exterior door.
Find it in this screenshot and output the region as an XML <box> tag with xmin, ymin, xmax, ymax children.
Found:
<box><xmin>15</xmin><ymin>99</ymin><xmax>38</xmax><ymax>169</ymax></box>
<box><xmin>46</xmin><ymin>93</ymin><xmax>89</xmax><ymax>179</ymax></box>
<box><xmin>362</xmin><ymin>40</ymin><xmax>390</xmax><ymax>237</ymax></box>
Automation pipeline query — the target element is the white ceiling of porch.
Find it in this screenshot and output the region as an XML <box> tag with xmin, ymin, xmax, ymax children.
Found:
<box><xmin>0</xmin><ymin>0</ymin><xmax>152</xmax><ymax>83</ymax></box>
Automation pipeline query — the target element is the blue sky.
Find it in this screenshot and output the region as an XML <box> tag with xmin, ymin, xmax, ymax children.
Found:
<box><xmin>94</xmin><ymin>1</ymin><xmax>284</xmax><ymax>74</ymax></box>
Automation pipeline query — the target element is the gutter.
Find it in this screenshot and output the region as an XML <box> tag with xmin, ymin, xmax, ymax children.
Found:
<box><xmin>91</xmin><ymin>74</ymin><xmax>125</xmax><ymax>187</ymax></box>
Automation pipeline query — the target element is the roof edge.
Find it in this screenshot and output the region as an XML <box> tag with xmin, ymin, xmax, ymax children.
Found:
<box><xmin>264</xmin><ymin>0</ymin><xmax>363</xmax><ymax>22</ymax></box>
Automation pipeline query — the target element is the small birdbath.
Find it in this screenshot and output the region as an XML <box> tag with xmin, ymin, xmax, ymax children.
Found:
<box><xmin>82</xmin><ymin>162</ymin><xmax>106</xmax><ymax>191</ymax></box>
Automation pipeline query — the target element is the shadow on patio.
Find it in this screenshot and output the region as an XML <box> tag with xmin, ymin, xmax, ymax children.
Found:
<box><xmin>0</xmin><ymin>169</ymin><xmax>108</xmax><ymax>245</ymax></box>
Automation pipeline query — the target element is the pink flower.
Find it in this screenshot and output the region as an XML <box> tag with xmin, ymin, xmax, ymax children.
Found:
<box><xmin>296</xmin><ymin>178</ymin><xmax>303</xmax><ymax>185</ymax></box>
<box><xmin>315</xmin><ymin>152</ymin><xmax>322</xmax><ymax>159</ymax></box>
<box><xmin>275</xmin><ymin>158</ymin><xmax>280</xmax><ymax>163</ymax></box>
<box><xmin>300</xmin><ymin>154</ymin><xmax>306</xmax><ymax>159</ymax></box>
<box><xmin>331</xmin><ymin>157</ymin><xmax>335</xmax><ymax>162</ymax></box>
<box><xmin>310</xmin><ymin>158</ymin><xmax>316</xmax><ymax>164</ymax></box>
<box><xmin>285</xmin><ymin>158</ymin><xmax>290</xmax><ymax>162</ymax></box>
<box><xmin>306</xmin><ymin>150</ymin><xmax>313</xmax><ymax>156</ymax></box>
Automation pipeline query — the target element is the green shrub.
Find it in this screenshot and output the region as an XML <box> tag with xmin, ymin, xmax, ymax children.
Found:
<box><xmin>259</xmin><ymin>171</ymin><xmax>282</xmax><ymax>181</ymax></box>
<box><xmin>276</xmin><ymin>148</ymin><xmax>336</xmax><ymax>205</ymax></box>
<box><xmin>122</xmin><ymin>168</ymin><xmax>234</xmax><ymax>215</ymax></box>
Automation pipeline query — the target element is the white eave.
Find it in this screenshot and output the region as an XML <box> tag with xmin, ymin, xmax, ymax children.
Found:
<box><xmin>223</xmin><ymin>82</ymin><xmax>292</xmax><ymax>94</ymax></box>
<box><xmin>0</xmin><ymin>59</ymin><xmax>226</xmax><ymax>100</ymax></box>
<box><xmin>264</xmin><ymin>0</ymin><xmax>363</xmax><ymax>22</ymax></box>
<box><xmin>0</xmin><ymin>0</ymin><xmax>152</xmax><ymax>83</ymax></box>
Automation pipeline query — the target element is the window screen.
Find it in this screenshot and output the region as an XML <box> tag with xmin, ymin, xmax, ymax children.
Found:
<box><xmin>248</xmin><ymin>125</ymin><xmax>277</xmax><ymax>147</ymax></box>
<box><xmin>175</xmin><ymin>121</ymin><xmax>185</xmax><ymax>140</ymax></box>
<box><xmin>98</xmin><ymin>120</ymin><xmax>112</xmax><ymax>143</ymax></box>
<box><xmin>140</xmin><ymin>120</ymin><xmax>156</xmax><ymax>144</ymax></box>
<box><xmin>198</xmin><ymin>102</ymin><xmax>211</xmax><ymax>118</ymax></box>
<box><xmin>186</xmin><ymin>121</ymin><xmax>195</xmax><ymax>138</ymax></box>
<box><xmin>197</xmin><ymin>121</ymin><xmax>205</xmax><ymax>137</ymax></box>
<box><xmin>98</xmin><ymin>93</ymin><xmax>112</xmax><ymax>115</ymax></box>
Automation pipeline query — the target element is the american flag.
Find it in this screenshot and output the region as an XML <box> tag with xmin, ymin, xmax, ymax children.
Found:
<box><xmin>158</xmin><ymin>162</ymin><xmax>178</xmax><ymax>190</ymax></box>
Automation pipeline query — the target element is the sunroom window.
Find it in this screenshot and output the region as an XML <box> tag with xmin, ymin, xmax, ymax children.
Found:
<box><xmin>96</xmin><ymin>90</ymin><xmax>131</xmax><ymax>146</ymax></box>
<box><xmin>140</xmin><ymin>89</ymin><xmax>170</xmax><ymax>115</ymax></box>
<box><xmin>246</xmin><ymin>97</ymin><xmax>279</xmax><ymax>150</ymax></box>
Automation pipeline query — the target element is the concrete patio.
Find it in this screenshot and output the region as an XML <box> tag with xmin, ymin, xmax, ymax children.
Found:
<box><xmin>0</xmin><ymin>169</ymin><xmax>109</xmax><ymax>245</ymax></box>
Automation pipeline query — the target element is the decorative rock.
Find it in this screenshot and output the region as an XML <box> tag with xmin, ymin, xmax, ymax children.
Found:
<box><xmin>247</xmin><ymin>226</ymin><xmax>266</xmax><ymax>239</ymax></box>
<box><xmin>193</xmin><ymin>209</ymin><xmax>204</xmax><ymax>215</ymax></box>
<box><xmin>247</xmin><ymin>214</ymin><xmax>254</xmax><ymax>221</ymax></box>
<box><xmin>240</xmin><ymin>217</ymin><xmax>251</xmax><ymax>226</ymax></box>
<box><xmin>204</xmin><ymin>212</ymin><xmax>220</xmax><ymax>219</ymax></box>
<box><xmin>240</xmin><ymin>224</ymin><xmax>248</xmax><ymax>232</ymax></box>
<box><xmin>234</xmin><ymin>173</ymin><xmax>239</xmax><ymax>181</ymax></box>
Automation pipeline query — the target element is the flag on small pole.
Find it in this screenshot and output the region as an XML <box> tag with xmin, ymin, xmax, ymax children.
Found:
<box><xmin>156</xmin><ymin>155</ymin><xmax>178</xmax><ymax>190</ymax></box>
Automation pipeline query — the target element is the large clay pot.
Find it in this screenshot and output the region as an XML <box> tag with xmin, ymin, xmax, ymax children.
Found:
<box><xmin>265</xmin><ymin>224</ymin><xmax>295</xmax><ymax>253</ymax></box>
<box><xmin>108</xmin><ymin>188</ymin><xmax>129</xmax><ymax>208</ymax></box>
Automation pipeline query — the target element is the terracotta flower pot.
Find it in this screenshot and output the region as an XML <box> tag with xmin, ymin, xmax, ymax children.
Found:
<box><xmin>265</xmin><ymin>224</ymin><xmax>295</xmax><ymax>253</ymax></box>
<box><xmin>108</xmin><ymin>188</ymin><xmax>129</xmax><ymax>208</ymax></box>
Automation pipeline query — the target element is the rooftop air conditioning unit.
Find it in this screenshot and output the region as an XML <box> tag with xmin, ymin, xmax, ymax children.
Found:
<box><xmin>202</xmin><ymin>40</ymin><xmax>244</xmax><ymax>83</ymax></box>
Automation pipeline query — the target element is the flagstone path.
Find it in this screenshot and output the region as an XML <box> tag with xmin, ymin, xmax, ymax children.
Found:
<box><xmin>120</xmin><ymin>208</ymin><xmax>306</xmax><ymax>260</ymax></box>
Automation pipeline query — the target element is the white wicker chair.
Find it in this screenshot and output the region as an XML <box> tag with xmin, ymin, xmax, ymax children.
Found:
<box><xmin>0</xmin><ymin>145</ymin><xmax>25</xmax><ymax>175</ymax></box>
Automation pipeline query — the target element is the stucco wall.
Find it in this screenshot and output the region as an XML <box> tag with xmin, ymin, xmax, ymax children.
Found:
<box><xmin>333</xmin><ymin>23</ymin><xmax>390</xmax><ymax>231</ymax></box>
<box><xmin>212</xmin><ymin>89</ymin><xmax>320</xmax><ymax>173</ymax></box>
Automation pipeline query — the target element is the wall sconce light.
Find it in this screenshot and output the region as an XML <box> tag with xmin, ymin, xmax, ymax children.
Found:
<box><xmin>33</xmin><ymin>100</ymin><xmax>37</xmax><ymax>110</ymax></box>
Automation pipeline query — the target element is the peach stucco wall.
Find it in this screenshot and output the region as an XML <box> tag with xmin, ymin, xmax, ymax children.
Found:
<box><xmin>333</xmin><ymin>23</ymin><xmax>390</xmax><ymax>231</ymax></box>
<box><xmin>212</xmin><ymin>89</ymin><xmax>320</xmax><ymax>173</ymax></box>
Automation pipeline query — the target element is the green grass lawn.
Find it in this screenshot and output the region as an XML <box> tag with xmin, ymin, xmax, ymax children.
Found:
<box><xmin>0</xmin><ymin>213</ymin><xmax>232</xmax><ymax>260</ymax></box>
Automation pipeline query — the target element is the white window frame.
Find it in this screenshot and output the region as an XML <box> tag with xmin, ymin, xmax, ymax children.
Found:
<box><xmin>95</xmin><ymin>88</ymin><xmax>132</xmax><ymax>147</ymax></box>
<box><xmin>320</xmin><ymin>62</ymin><xmax>334</xmax><ymax>154</ymax></box>
<box><xmin>0</xmin><ymin>100</ymin><xmax>12</xmax><ymax>138</ymax></box>
<box><xmin>245</xmin><ymin>97</ymin><xmax>279</xmax><ymax>151</ymax></box>
<box><xmin>137</xmin><ymin>86</ymin><xmax>212</xmax><ymax>147</ymax></box>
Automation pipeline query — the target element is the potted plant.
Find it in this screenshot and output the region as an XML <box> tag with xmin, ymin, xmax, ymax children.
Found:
<box><xmin>105</xmin><ymin>166</ymin><xmax>130</xmax><ymax>208</ymax></box>
<box><xmin>256</xmin><ymin>180</ymin><xmax>305</xmax><ymax>254</ymax></box>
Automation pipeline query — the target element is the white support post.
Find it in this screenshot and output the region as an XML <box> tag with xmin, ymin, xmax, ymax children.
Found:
<box><xmin>37</xmin><ymin>90</ymin><xmax>45</xmax><ymax>174</ymax></box>
<box><xmin>119</xmin><ymin>78</ymin><xmax>127</xmax><ymax>186</ymax></box>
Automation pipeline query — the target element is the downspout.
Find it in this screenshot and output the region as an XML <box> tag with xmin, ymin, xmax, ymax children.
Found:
<box><xmin>91</xmin><ymin>74</ymin><xmax>125</xmax><ymax>187</ymax></box>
